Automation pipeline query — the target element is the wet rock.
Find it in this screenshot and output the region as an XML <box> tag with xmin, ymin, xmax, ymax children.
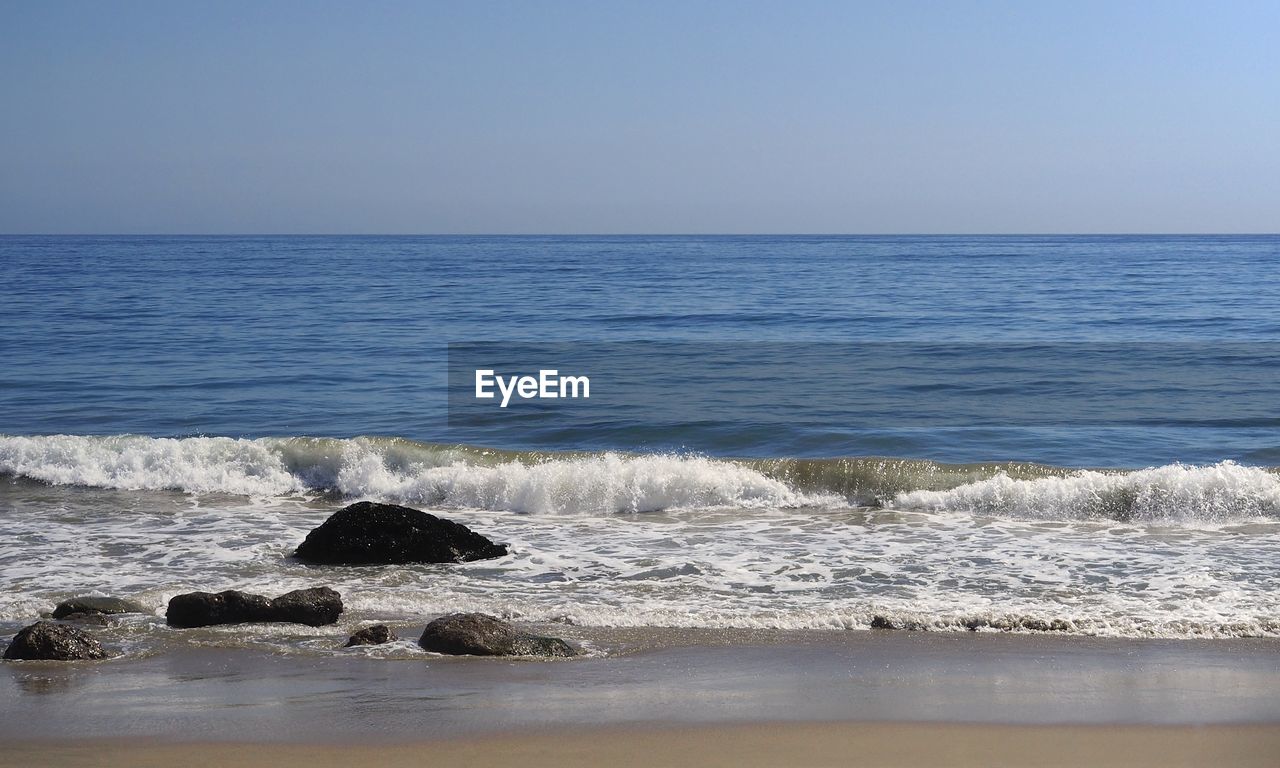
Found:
<box><xmin>418</xmin><ymin>613</ymin><xmax>576</xmax><ymax>658</ymax></box>
<box><xmin>4</xmin><ymin>621</ymin><xmax>109</xmax><ymax>661</ymax></box>
<box><xmin>344</xmin><ymin>624</ymin><xmax>396</xmax><ymax>647</ymax></box>
<box><xmin>51</xmin><ymin>596</ymin><xmax>146</xmax><ymax>619</ymax></box>
<box><xmin>55</xmin><ymin>612</ymin><xmax>110</xmax><ymax>626</ymax></box>
<box><xmin>1019</xmin><ymin>617</ymin><xmax>1073</xmax><ymax>632</ymax></box>
<box><xmin>166</xmin><ymin>587</ymin><xmax>343</xmax><ymax>628</ymax></box>
<box><xmin>965</xmin><ymin>615</ymin><xmax>1074</xmax><ymax>633</ymax></box>
<box><xmin>166</xmin><ymin>590</ymin><xmax>271</xmax><ymax>627</ymax></box>
<box><xmin>268</xmin><ymin>587</ymin><xmax>344</xmax><ymax>626</ymax></box>
<box><xmin>294</xmin><ymin>501</ymin><xmax>508</xmax><ymax>565</ymax></box>
<box><xmin>870</xmin><ymin>615</ymin><xmax>929</xmax><ymax>631</ymax></box>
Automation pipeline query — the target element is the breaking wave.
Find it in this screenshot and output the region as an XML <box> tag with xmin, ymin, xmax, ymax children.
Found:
<box><xmin>0</xmin><ymin>434</ymin><xmax>822</xmax><ymax>513</ymax></box>
<box><xmin>2</xmin><ymin>433</ymin><xmax>1279</xmax><ymax>522</ymax></box>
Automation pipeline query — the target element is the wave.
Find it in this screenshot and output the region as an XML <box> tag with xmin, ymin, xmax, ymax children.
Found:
<box><xmin>0</xmin><ymin>434</ymin><xmax>823</xmax><ymax>513</ymax></box>
<box><xmin>2</xmin><ymin>434</ymin><xmax>1279</xmax><ymax>521</ymax></box>
<box><xmin>892</xmin><ymin>462</ymin><xmax>1280</xmax><ymax>523</ymax></box>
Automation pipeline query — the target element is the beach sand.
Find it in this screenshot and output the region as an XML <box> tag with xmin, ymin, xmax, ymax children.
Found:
<box><xmin>3</xmin><ymin>629</ymin><xmax>1278</xmax><ymax>766</ymax></box>
<box><xmin>3</xmin><ymin>723</ymin><xmax>1279</xmax><ymax>768</ymax></box>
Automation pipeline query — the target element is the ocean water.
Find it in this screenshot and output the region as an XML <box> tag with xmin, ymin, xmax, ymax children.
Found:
<box><xmin>2</xmin><ymin>235</ymin><xmax>1280</xmax><ymax>645</ymax></box>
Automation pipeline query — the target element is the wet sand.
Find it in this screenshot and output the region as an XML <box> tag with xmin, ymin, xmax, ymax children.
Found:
<box><xmin>2</xmin><ymin>723</ymin><xmax>1280</xmax><ymax>768</ymax></box>
<box><xmin>2</xmin><ymin>629</ymin><xmax>1278</xmax><ymax>764</ymax></box>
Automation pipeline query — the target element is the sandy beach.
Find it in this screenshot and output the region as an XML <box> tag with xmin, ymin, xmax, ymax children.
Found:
<box><xmin>3</xmin><ymin>723</ymin><xmax>1280</xmax><ymax>768</ymax></box>
<box><xmin>4</xmin><ymin>628</ymin><xmax>1278</xmax><ymax>765</ymax></box>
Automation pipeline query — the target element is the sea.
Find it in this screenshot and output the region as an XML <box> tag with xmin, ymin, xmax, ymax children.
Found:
<box><xmin>3</xmin><ymin>234</ymin><xmax>1280</xmax><ymax>653</ymax></box>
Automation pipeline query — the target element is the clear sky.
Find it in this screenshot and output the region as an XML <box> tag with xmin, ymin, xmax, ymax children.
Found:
<box><xmin>2</xmin><ymin>1</ymin><xmax>1277</xmax><ymax>234</ymax></box>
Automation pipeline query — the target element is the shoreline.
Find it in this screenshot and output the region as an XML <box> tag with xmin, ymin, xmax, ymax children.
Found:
<box><xmin>4</xmin><ymin>722</ymin><xmax>1280</xmax><ymax>768</ymax></box>
<box><xmin>4</xmin><ymin>628</ymin><xmax>1278</xmax><ymax>747</ymax></box>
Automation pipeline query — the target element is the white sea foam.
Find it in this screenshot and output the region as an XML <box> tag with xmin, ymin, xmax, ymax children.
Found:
<box><xmin>5</xmin><ymin>435</ymin><xmax>1280</xmax><ymax>521</ymax></box>
<box><xmin>0</xmin><ymin>434</ymin><xmax>828</xmax><ymax>514</ymax></box>
<box><xmin>1</xmin><ymin>492</ymin><xmax>1276</xmax><ymax>641</ymax></box>
<box><xmin>892</xmin><ymin>461</ymin><xmax>1280</xmax><ymax>523</ymax></box>
<box><xmin>0</xmin><ymin>434</ymin><xmax>304</xmax><ymax>495</ymax></box>
<box><xmin>2</xmin><ymin>437</ymin><xmax>1278</xmax><ymax>641</ymax></box>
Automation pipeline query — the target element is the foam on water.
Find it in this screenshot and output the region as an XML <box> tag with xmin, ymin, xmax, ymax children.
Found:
<box><xmin>1</xmin><ymin>488</ymin><xmax>1277</xmax><ymax>641</ymax></box>
<box><xmin>893</xmin><ymin>462</ymin><xmax>1280</xmax><ymax>523</ymax></box>
<box><xmin>0</xmin><ymin>434</ymin><xmax>304</xmax><ymax>495</ymax></box>
<box><xmin>0</xmin><ymin>434</ymin><xmax>829</xmax><ymax>513</ymax></box>
<box><xmin>4</xmin><ymin>434</ymin><xmax>1280</xmax><ymax>522</ymax></box>
<box><xmin>3</xmin><ymin>434</ymin><xmax>1279</xmax><ymax>643</ymax></box>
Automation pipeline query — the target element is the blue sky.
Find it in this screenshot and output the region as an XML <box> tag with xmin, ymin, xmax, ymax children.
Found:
<box><xmin>2</xmin><ymin>1</ymin><xmax>1277</xmax><ymax>233</ymax></box>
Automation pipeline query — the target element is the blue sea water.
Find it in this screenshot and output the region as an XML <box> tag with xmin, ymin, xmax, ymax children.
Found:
<box><xmin>3</xmin><ymin>234</ymin><xmax>1280</xmax><ymax>466</ymax></box>
<box><xmin>2</xmin><ymin>235</ymin><xmax>1280</xmax><ymax>639</ymax></box>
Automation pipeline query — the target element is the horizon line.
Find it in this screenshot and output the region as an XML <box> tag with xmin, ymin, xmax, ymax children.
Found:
<box><xmin>3</xmin><ymin>232</ymin><xmax>1278</xmax><ymax>238</ymax></box>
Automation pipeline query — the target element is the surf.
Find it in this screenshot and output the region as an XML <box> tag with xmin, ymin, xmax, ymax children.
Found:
<box><xmin>3</xmin><ymin>433</ymin><xmax>1280</xmax><ymax>523</ymax></box>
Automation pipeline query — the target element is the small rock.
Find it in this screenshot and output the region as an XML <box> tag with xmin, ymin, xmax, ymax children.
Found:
<box><xmin>294</xmin><ymin>501</ymin><xmax>508</xmax><ymax>565</ymax></box>
<box><xmin>166</xmin><ymin>587</ymin><xmax>343</xmax><ymax>628</ymax></box>
<box><xmin>418</xmin><ymin>613</ymin><xmax>575</xmax><ymax>657</ymax></box>
<box><xmin>344</xmin><ymin>624</ymin><xmax>396</xmax><ymax>647</ymax></box>
<box><xmin>4</xmin><ymin>621</ymin><xmax>109</xmax><ymax>661</ymax></box>
<box><xmin>870</xmin><ymin>615</ymin><xmax>895</xmax><ymax>629</ymax></box>
<box><xmin>51</xmin><ymin>596</ymin><xmax>145</xmax><ymax>619</ymax></box>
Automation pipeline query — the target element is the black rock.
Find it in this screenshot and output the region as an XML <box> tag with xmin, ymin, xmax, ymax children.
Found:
<box><xmin>4</xmin><ymin>621</ymin><xmax>109</xmax><ymax>661</ymax></box>
<box><xmin>418</xmin><ymin>613</ymin><xmax>576</xmax><ymax>658</ymax></box>
<box><xmin>268</xmin><ymin>587</ymin><xmax>344</xmax><ymax>626</ymax></box>
<box><xmin>294</xmin><ymin>501</ymin><xmax>508</xmax><ymax>565</ymax></box>
<box><xmin>344</xmin><ymin>624</ymin><xmax>396</xmax><ymax>647</ymax></box>
<box><xmin>870</xmin><ymin>615</ymin><xmax>929</xmax><ymax>631</ymax></box>
<box><xmin>52</xmin><ymin>596</ymin><xmax>146</xmax><ymax>619</ymax></box>
<box><xmin>166</xmin><ymin>587</ymin><xmax>343</xmax><ymax>628</ymax></box>
<box><xmin>968</xmin><ymin>615</ymin><xmax>1074</xmax><ymax>633</ymax></box>
<box><xmin>55</xmin><ymin>612</ymin><xmax>110</xmax><ymax>626</ymax></box>
<box><xmin>166</xmin><ymin>590</ymin><xmax>272</xmax><ymax>628</ymax></box>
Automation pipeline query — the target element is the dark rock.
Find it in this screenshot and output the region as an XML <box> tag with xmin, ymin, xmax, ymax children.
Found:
<box><xmin>4</xmin><ymin>621</ymin><xmax>109</xmax><ymax>661</ymax></box>
<box><xmin>870</xmin><ymin>615</ymin><xmax>929</xmax><ymax>631</ymax></box>
<box><xmin>55</xmin><ymin>612</ymin><xmax>109</xmax><ymax>626</ymax></box>
<box><xmin>268</xmin><ymin>587</ymin><xmax>344</xmax><ymax>626</ymax></box>
<box><xmin>965</xmin><ymin>615</ymin><xmax>1073</xmax><ymax>633</ymax></box>
<box><xmin>418</xmin><ymin>613</ymin><xmax>575</xmax><ymax>658</ymax></box>
<box><xmin>166</xmin><ymin>587</ymin><xmax>343</xmax><ymax>628</ymax></box>
<box><xmin>294</xmin><ymin>501</ymin><xmax>508</xmax><ymax>565</ymax></box>
<box><xmin>166</xmin><ymin>590</ymin><xmax>272</xmax><ymax>628</ymax></box>
<box><xmin>344</xmin><ymin>624</ymin><xmax>396</xmax><ymax>647</ymax></box>
<box><xmin>51</xmin><ymin>596</ymin><xmax>146</xmax><ymax>619</ymax></box>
